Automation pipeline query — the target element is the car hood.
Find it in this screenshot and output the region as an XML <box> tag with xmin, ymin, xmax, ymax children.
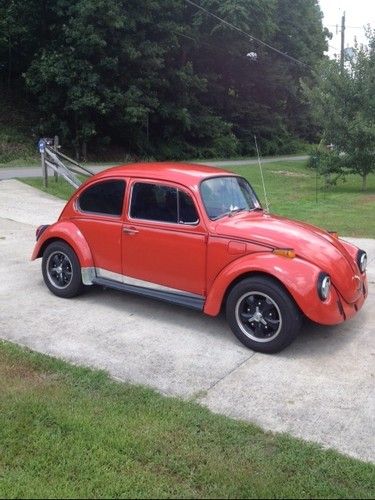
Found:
<box><xmin>213</xmin><ymin>211</ymin><xmax>361</xmax><ymax>303</ymax></box>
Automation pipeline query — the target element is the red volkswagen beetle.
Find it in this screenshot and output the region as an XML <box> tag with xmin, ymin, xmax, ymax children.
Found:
<box><xmin>32</xmin><ymin>163</ymin><xmax>368</xmax><ymax>353</ymax></box>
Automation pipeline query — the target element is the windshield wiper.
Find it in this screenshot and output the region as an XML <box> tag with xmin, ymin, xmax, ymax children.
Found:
<box><xmin>228</xmin><ymin>207</ymin><xmax>247</xmax><ymax>216</ymax></box>
<box><xmin>211</xmin><ymin>207</ymin><xmax>247</xmax><ymax>220</ymax></box>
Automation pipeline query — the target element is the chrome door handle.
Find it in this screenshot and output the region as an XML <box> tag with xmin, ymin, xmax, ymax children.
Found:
<box><xmin>123</xmin><ymin>226</ymin><xmax>139</xmax><ymax>235</ymax></box>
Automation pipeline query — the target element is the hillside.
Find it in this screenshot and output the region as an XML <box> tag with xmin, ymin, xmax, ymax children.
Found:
<box><xmin>0</xmin><ymin>90</ymin><xmax>38</xmax><ymax>166</ymax></box>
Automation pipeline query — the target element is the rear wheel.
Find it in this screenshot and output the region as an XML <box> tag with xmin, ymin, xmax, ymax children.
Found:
<box><xmin>226</xmin><ymin>276</ymin><xmax>302</xmax><ymax>353</ymax></box>
<box><xmin>42</xmin><ymin>241</ymin><xmax>83</xmax><ymax>298</ymax></box>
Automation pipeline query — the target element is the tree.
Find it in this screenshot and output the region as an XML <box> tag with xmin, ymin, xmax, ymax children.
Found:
<box><xmin>304</xmin><ymin>31</ymin><xmax>375</xmax><ymax>190</ymax></box>
<box><xmin>185</xmin><ymin>0</ymin><xmax>328</xmax><ymax>154</ymax></box>
<box><xmin>1</xmin><ymin>0</ymin><xmax>329</xmax><ymax>160</ymax></box>
<box><xmin>270</xmin><ymin>0</ymin><xmax>329</xmax><ymax>140</ymax></box>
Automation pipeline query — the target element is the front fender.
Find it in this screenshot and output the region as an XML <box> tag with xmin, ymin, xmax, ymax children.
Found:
<box><xmin>204</xmin><ymin>252</ymin><xmax>345</xmax><ymax>325</ymax></box>
<box><xmin>31</xmin><ymin>221</ymin><xmax>94</xmax><ymax>269</ymax></box>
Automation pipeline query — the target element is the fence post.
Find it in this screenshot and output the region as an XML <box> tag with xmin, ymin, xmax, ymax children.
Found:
<box><xmin>41</xmin><ymin>150</ymin><xmax>48</xmax><ymax>188</ymax></box>
<box><xmin>53</xmin><ymin>135</ymin><xmax>59</xmax><ymax>183</ymax></box>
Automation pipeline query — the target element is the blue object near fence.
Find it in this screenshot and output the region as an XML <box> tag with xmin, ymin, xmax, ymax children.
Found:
<box><xmin>38</xmin><ymin>139</ymin><xmax>46</xmax><ymax>154</ymax></box>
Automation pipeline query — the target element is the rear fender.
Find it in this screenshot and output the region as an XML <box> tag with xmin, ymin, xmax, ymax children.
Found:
<box><xmin>204</xmin><ymin>253</ymin><xmax>334</xmax><ymax>323</ymax></box>
<box><xmin>31</xmin><ymin>221</ymin><xmax>94</xmax><ymax>272</ymax></box>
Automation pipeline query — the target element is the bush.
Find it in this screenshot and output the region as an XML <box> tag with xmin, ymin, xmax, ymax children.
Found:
<box><xmin>0</xmin><ymin>129</ymin><xmax>36</xmax><ymax>163</ymax></box>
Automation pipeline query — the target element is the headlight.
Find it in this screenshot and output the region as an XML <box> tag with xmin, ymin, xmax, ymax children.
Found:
<box><xmin>357</xmin><ymin>250</ymin><xmax>367</xmax><ymax>273</ymax></box>
<box><xmin>317</xmin><ymin>273</ymin><xmax>331</xmax><ymax>301</ymax></box>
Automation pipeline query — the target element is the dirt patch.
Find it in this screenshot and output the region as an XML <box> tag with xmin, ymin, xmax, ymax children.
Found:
<box><xmin>270</xmin><ymin>170</ymin><xmax>309</xmax><ymax>178</ymax></box>
<box><xmin>358</xmin><ymin>194</ymin><xmax>375</xmax><ymax>205</ymax></box>
<box><xmin>0</xmin><ymin>358</ymin><xmax>59</xmax><ymax>393</ymax></box>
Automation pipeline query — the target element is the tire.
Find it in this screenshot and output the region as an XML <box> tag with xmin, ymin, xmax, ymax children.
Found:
<box><xmin>42</xmin><ymin>241</ymin><xmax>84</xmax><ymax>298</ymax></box>
<box><xmin>226</xmin><ymin>276</ymin><xmax>302</xmax><ymax>353</ymax></box>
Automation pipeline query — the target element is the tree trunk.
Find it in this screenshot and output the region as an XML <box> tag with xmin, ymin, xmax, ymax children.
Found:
<box><xmin>362</xmin><ymin>174</ymin><xmax>367</xmax><ymax>191</ymax></box>
<box><xmin>75</xmin><ymin>140</ymin><xmax>80</xmax><ymax>161</ymax></box>
<box><xmin>74</xmin><ymin>113</ymin><xmax>80</xmax><ymax>161</ymax></box>
<box><xmin>7</xmin><ymin>36</ymin><xmax>12</xmax><ymax>92</ymax></box>
<box><xmin>82</xmin><ymin>141</ymin><xmax>87</xmax><ymax>162</ymax></box>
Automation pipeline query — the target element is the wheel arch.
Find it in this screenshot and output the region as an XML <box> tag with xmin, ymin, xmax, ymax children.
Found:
<box><xmin>220</xmin><ymin>271</ymin><xmax>301</xmax><ymax>315</ymax></box>
<box><xmin>32</xmin><ymin>221</ymin><xmax>94</xmax><ymax>269</ymax></box>
<box><xmin>37</xmin><ymin>237</ymin><xmax>66</xmax><ymax>259</ymax></box>
<box><xmin>203</xmin><ymin>253</ymin><xmax>322</xmax><ymax>317</ymax></box>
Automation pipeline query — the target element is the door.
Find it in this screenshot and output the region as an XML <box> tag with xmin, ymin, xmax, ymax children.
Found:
<box><xmin>72</xmin><ymin>179</ymin><xmax>126</xmax><ymax>277</ymax></box>
<box><xmin>122</xmin><ymin>181</ymin><xmax>207</xmax><ymax>296</ymax></box>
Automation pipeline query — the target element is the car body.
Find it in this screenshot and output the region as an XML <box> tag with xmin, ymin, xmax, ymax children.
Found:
<box><xmin>32</xmin><ymin>162</ymin><xmax>368</xmax><ymax>353</ymax></box>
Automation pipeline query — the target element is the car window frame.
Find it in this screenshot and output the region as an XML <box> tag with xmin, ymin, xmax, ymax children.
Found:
<box><xmin>75</xmin><ymin>178</ymin><xmax>127</xmax><ymax>218</ymax></box>
<box><xmin>128</xmin><ymin>180</ymin><xmax>200</xmax><ymax>226</ymax></box>
<box><xmin>199</xmin><ymin>174</ymin><xmax>261</xmax><ymax>221</ymax></box>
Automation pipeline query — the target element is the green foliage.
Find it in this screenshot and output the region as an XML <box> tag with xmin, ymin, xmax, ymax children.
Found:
<box><xmin>308</xmin><ymin>146</ymin><xmax>347</xmax><ymax>187</ymax></box>
<box><xmin>0</xmin><ymin>0</ymin><xmax>329</xmax><ymax>160</ymax></box>
<box><xmin>304</xmin><ymin>31</ymin><xmax>375</xmax><ymax>190</ymax></box>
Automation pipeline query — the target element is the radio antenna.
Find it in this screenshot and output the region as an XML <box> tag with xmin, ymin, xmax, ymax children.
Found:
<box><xmin>254</xmin><ymin>135</ymin><xmax>269</xmax><ymax>212</ymax></box>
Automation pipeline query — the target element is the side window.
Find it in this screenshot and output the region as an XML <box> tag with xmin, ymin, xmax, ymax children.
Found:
<box><xmin>130</xmin><ymin>183</ymin><xmax>199</xmax><ymax>224</ymax></box>
<box><xmin>178</xmin><ymin>190</ymin><xmax>199</xmax><ymax>224</ymax></box>
<box><xmin>78</xmin><ymin>180</ymin><xmax>126</xmax><ymax>216</ymax></box>
<box><xmin>131</xmin><ymin>183</ymin><xmax>178</xmax><ymax>222</ymax></box>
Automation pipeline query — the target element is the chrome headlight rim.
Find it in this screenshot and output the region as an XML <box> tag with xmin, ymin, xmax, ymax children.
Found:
<box><xmin>317</xmin><ymin>272</ymin><xmax>331</xmax><ymax>301</ymax></box>
<box><xmin>357</xmin><ymin>250</ymin><xmax>367</xmax><ymax>274</ymax></box>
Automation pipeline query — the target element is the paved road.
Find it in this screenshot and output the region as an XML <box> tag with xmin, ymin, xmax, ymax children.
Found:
<box><xmin>0</xmin><ymin>155</ymin><xmax>309</xmax><ymax>180</ymax></box>
<box><xmin>0</xmin><ymin>179</ymin><xmax>374</xmax><ymax>463</ymax></box>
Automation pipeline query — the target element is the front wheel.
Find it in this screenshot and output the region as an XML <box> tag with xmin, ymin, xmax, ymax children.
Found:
<box><xmin>226</xmin><ymin>276</ymin><xmax>302</xmax><ymax>353</ymax></box>
<box><xmin>42</xmin><ymin>241</ymin><xmax>84</xmax><ymax>298</ymax></box>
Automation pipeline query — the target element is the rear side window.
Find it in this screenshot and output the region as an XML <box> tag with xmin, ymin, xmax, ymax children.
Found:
<box><xmin>78</xmin><ymin>180</ymin><xmax>126</xmax><ymax>216</ymax></box>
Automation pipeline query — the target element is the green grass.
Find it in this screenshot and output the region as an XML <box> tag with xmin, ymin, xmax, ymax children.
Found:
<box><xmin>21</xmin><ymin>176</ymin><xmax>81</xmax><ymax>200</ymax></box>
<box><xmin>1</xmin><ymin>340</ymin><xmax>374</xmax><ymax>499</ymax></box>
<box><xmin>20</xmin><ymin>160</ymin><xmax>375</xmax><ymax>237</ymax></box>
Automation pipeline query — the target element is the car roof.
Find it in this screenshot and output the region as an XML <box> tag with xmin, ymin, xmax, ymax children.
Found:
<box><xmin>91</xmin><ymin>162</ymin><xmax>236</xmax><ymax>187</ymax></box>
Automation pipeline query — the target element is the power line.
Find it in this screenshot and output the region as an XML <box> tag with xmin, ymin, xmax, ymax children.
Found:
<box><xmin>170</xmin><ymin>29</ymin><xmax>234</xmax><ymax>58</ymax></box>
<box><xmin>170</xmin><ymin>30</ymin><xmax>304</xmax><ymax>90</ymax></box>
<box><xmin>171</xmin><ymin>30</ymin><xmax>197</xmax><ymax>43</ymax></box>
<box><xmin>184</xmin><ymin>0</ymin><xmax>310</xmax><ymax>68</ymax></box>
<box><xmin>326</xmin><ymin>24</ymin><xmax>369</xmax><ymax>30</ymax></box>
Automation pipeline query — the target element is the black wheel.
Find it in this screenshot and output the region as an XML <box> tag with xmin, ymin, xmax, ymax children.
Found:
<box><xmin>42</xmin><ymin>241</ymin><xmax>84</xmax><ymax>298</ymax></box>
<box><xmin>226</xmin><ymin>276</ymin><xmax>302</xmax><ymax>353</ymax></box>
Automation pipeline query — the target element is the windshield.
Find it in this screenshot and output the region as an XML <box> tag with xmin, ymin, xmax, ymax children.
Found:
<box><xmin>200</xmin><ymin>176</ymin><xmax>261</xmax><ymax>220</ymax></box>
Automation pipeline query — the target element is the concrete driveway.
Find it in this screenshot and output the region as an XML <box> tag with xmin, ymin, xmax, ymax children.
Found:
<box><xmin>0</xmin><ymin>179</ymin><xmax>374</xmax><ymax>463</ymax></box>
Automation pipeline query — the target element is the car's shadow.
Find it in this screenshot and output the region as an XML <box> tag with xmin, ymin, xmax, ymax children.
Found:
<box><xmin>76</xmin><ymin>283</ymin><xmax>366</xmax><ymax>358</ymax></box>
<box><xmin>79</xmin><ymin>284</ymin><xmax>232</xmax><ymax>343</ymax></box>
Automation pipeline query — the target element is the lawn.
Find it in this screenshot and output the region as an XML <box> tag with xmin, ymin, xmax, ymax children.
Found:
<box><xmin>22</xmin><ymin>175</ymin><xmax>83</xmax><ymax>200</ymax></box>
<box><xmin>1</xmin><ymin>340</ymin><xmax>374</xmax><ymax>499</ymax></box>
<box><xmin>20</xmin><ymin>160</ymin><xmax>375</xmax><ymax>237</ymax></box>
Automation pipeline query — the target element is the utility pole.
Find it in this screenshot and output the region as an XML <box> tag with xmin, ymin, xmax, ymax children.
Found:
<box><xmin>340</xmin><ymin>11</ymin><xmax>346</xmax><ymax>72</ymax></box>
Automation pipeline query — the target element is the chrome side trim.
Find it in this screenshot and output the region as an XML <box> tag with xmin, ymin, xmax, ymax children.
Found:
<box><xmin>96</xmin><ymin>268</ymin><xmax>123</xmax><ymax>283</ymax></box>
<box><xmin>92</xmin><ymin>276</ymin><xmax>205</xmax><ymax>311</ymax></box>
<box><xmin>81</xmin><ymin>267</ymin><xmax>96</xmax><ymax>285</ymax></box>
<box><xmin>95</xmin><ymin>267</ymin><xmax>202</xmax><ymax>299</ymax></box>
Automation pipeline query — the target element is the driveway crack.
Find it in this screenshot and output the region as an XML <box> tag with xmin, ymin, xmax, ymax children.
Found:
<box><xmin>192</xmin><ymin>351</ymin><xmax>257</xmax><ymax>402</ymax></box>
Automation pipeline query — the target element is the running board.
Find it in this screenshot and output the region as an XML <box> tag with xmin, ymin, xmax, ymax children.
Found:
<box><xmin>92</xmin><ymin>277</ymin><xmax>205</xmax><ymax>311</ymax></box>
